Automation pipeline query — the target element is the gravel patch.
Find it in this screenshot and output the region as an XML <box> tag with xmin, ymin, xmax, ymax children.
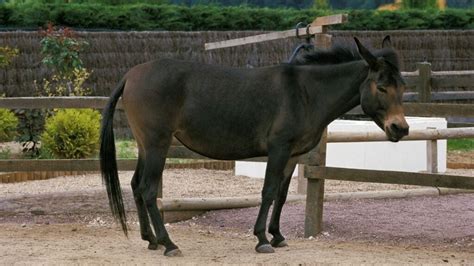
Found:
<box><xmin>0</xmin><ymin>168</ymin><xmax>446</xmax><ymax>199</ymax></box>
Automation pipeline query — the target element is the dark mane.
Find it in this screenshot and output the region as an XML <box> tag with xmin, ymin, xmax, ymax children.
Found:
<box><xmin>290</xmin><ymin>44</ymin><xmax>400</xmax><ymax>70</ymax></box>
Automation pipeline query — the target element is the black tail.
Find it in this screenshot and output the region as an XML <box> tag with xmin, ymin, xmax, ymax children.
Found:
<box><xmin>100</xmin><ymin>78</ymin><xmax>128</xmax><ymax>236</ymax></box>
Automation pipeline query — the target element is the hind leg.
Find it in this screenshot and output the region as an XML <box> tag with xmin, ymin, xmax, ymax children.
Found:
<box><xmin>138</xmin><ymin>135</ymin><xmax>181</xmax><ymax>256</ymax></box>
<box><xmin>131</xmin><ymin>153</ymin><xmax>161</xmax><ymax>250</ymax></box>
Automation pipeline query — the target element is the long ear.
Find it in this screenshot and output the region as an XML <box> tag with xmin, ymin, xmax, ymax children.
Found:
<box><xmin>382</xmin><ymin>35</ymin><xmax>392</xmax><ymax>48</ymax></box>
<box><xmin>354</xmin><ymin>37</ymin><xmax>378</xmax><ymax>70</ymax></box>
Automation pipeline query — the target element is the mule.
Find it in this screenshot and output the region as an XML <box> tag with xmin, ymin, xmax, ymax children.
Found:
<box><xmin>100</xmin><ymin>36</ymin><xmax>409</xmax><ymax>256</ymax></box>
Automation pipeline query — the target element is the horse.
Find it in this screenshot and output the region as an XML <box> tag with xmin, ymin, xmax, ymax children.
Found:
<box><xmin>100</xmin><ymin>36</ymin><xmax>409</xmax><ymax>256</ymax></box>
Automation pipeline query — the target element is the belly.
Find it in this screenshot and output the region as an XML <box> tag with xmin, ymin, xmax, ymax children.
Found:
<box><xmin>174</xmin><ymin>130</ymin><xmax>266</xmax><ymax>160</ymax></box>
<box><xmin>174</xmin><ymin>105</ymin><xmax>270</xmax><ymax>160</ymax></box>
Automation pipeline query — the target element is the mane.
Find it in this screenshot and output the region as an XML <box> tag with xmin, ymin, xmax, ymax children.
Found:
<box><xmin>290</xmin><ymin>44</ymin><xmax>401</xmax><ymax>70</ymax></box>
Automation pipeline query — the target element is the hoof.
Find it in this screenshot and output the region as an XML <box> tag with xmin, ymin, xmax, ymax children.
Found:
<box><xmin>148</xmin><ymin>243</ymin><xmax>158</xmax><ymax>250</ymax></box>
<box><xmin>148</xmin><ymin>243</ymin><xmax>164</xmax><ymax>250</ymax></box>
<box><xmin>164</xmin><ymin>248</ymin><xmax>183</xmax><ymax>257</ymax></box>
<box><xmin>271</xmin><ymin>240</ymin><xmax>288</xmax><ymax>248</ymax></box>
<box><xmin>256</xmin><ymin>244</ymin><xmax>275</xmax><ymax>253</ymax></box>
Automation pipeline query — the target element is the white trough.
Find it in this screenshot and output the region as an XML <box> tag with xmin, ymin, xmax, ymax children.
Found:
<box><xmin>235</xmin><ymin>117</ymin><xmax>447</xmax><ymax>178</ymax></box>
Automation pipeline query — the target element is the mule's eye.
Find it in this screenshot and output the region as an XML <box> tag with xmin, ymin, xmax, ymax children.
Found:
<box><xmin>377</xmin><ymin>86</ymin><xmax>387</xmax><ymax>93</ymax></box>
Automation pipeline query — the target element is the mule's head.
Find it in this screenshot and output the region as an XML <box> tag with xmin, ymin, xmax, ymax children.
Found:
<box><xmin>355</xmin><ymin>36</ymin><xmax>409</xmax><ymax>142</ymax></box>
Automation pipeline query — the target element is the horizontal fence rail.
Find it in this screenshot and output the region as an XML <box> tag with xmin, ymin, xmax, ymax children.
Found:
<box><xmin>1</xmin><ymin>127</ymin><xmax>471</xmax><ymax>173</ymax></box>
<box><xmin>327</xmin><ymin>127</ymin><xmax>474</xmax><ymax>142</ymax></box>
<box><xmin>0</xmin><ymin>96</ymin><xmax>120</xmax><ymax>109</ymax></box>
<box><xmin>347</xmin><ymin>103</ymin><xmax>474</xmax><ymax>117</ymax></box>
<box><xmin>305</xmin><ymin>166</ymin><xmax>474</xmax><ymax>190</ymax></box>
<box><xmin>0</xmin><ymin>93</ymin><xmax>473</xmax><ymax>110</ymax></box>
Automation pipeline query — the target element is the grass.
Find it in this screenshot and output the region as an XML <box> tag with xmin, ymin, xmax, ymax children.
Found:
<box><xmin>0</xmin><ymin>147</ymin><xmax>11</xmax><ymax>159</ymax></box>
<box><xmin>115</xmin><ymin>139</ymin><xmax>202</xmax><ymax>163</ymax></box>
<box><xmin>116</xmin><ymin>139</ymin><xmax>138</xmax><ymax>159</ymax></box>
<box><xmin>447</xmin><ymin>138</ymin><xmax>474</xmax><ymax>151</ymax></box>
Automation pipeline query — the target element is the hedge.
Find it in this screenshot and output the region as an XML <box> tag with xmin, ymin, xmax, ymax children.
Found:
<box><xmin>0</xmin><ymin>3</ymin><xmax>473</xmax><ymax>31</ymax></box>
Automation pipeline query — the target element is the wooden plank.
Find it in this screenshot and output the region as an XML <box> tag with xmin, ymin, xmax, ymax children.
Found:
<box><xmin>158</xmin><ymin>195</ymin><xmax>305</xmax><ymax>211</ymax></box>
<box><xmin>403</xmin><ymin>103</ymin><xmax>474</xmax><ymax>118</ymax></box>
<box><xmin>0</xmin><ymin>150</ymin><xmax>319</xmax><ymax>173</ymax></box>
<box><xmin>432</xmin><ymin>71</ymin><xmax>474</xmax><ymax>88</ymax></box>
<box><xmin>346</xmin><ymin>103</ymin><xmax>474</xmax><ymax>117</ymax></box>
<box><xmin>0</xmin><ymin>96</ymin><xmax>124</xmax><ymax>110</ymax></box>
<box><xmin>304</xmin><ymin>166</ymin><xmax>474</xmax><ymax>189</ymax></box>
<box><xmin>204</xmin><ymin>14</ymin><xmax>347</xmax><ymax>51</ymax></box>
<box><xmin>310</xmin><ymin>14</ymin><xmax>348</xmax><ymax>26</ymax></box>
<box><xmin>327</xmin><ymin>127</ymin><xmax>474</xmax><ymax>143</ymax></box>
<box><xmin>403</xmin><ymin>91</ymin><xmax>474</xmax><ymax>102</ymax></box>
<box><xmin>204</xmin><ymin>26</ymin><xmax>324</xmax><ymax>51</ymax></box>
<box><xmin>0</xmin><ymin>159</ymin><xmax>137</xmax><ymax>172</ymax></box>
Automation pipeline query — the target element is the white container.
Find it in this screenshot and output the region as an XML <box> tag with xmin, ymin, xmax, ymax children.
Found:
<box><xmin>234</xmin><ymin>117</ymin><xmax>447</xmax><ymax>178</ymax></box>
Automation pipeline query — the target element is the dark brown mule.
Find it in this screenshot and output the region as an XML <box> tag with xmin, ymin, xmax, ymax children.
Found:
<box><xmin>100</xmin><ymin>36</ymin><xmax>409</xmax><ymax>256</ymax></box>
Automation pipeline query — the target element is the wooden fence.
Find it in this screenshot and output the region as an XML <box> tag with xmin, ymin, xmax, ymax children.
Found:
<box><xmin>0</xmin><ymin>63</ymin><xmax>473</xmax><ymax>238</ymax></box>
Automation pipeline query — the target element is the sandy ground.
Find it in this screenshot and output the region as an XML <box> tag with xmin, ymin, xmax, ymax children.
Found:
<box><xmin>1</xmin><ymin>223</ymin><xmax>472</xmax><ymax>265</ymax></box>
<box><xmin>0</xmin><ymin>147</ymin><xmax>473</xmax><ymax>264</ymax></box>
<box><xmin>1</xmin><ymin>167</ymin><xmax>473</xmax><ymax>264</ymax></box>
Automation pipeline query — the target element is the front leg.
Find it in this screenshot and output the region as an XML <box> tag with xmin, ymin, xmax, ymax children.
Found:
<box><xmin>253</xmin><ymin>144</ymin><xmax>291</xmax><ymax>253</ymax></box>
<box><xmin>268</xmin><ymin>157</ymin><xmax>298</xmax><ymax>248</ymax></box>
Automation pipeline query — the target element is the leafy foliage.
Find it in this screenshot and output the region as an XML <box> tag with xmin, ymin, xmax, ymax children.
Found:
<box><xmin>402</xmin><ymin>0</ymin><xmax>438</xmax><ymax>9</ymax></box>
<box><xmin>1</xmin><ymin>3</ymin><xmax>473</xmax><ymax>30</ymax></box>
<box><xmin>0</xmin><ymin>46</ymin><xmax>19</xmax><ymax>68</ymax></box>
<box><xmin>15</xmin><ymin>24</ymin><xmax>92</xmax><ymax>157</ymax></box>
<box><xmin>41</xmin><ymin>109</ymin><xmax>101</xmax><ymax>159</ymax></box>
<box><xmin>14</xmin><ymin>109</ymin><xmax>47</xmax><ymax>156</ymax></box>
<box><xmin>39</xmin><ymin>23</ymin><xmax>88</xmax><ymax>79</ymax></box>
<box><xmin>0</xmin><ymin>108</ymin><xmax>18</xmax><ymax>142</ymax></box>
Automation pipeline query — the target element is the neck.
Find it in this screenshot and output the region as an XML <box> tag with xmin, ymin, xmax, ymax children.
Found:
<box><xmin>303</xmin><ymin>60</ymin><xmax>368</xmax><ymax>127</ymax></box>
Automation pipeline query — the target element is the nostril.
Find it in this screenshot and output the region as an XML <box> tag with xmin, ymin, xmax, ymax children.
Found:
<box><xmin>390</xmin><ymin>123</ymin><xmax>400</xmax><ymax>132</ymax></box>
<box><xmin>391</xmin><ymin>123</ymin><xmax>409</xmax><ymax>136</ymax></box>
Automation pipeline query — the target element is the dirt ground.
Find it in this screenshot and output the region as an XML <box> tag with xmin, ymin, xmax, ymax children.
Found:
<box><xmin>1</xmin><ymin>222</ymin><xmax>473</xmax><ymax>265</ymax></box>
<box><xmin>1</xmin><ymin>164</ymin><xmax>473</xmax><ymax>264</ymax></box>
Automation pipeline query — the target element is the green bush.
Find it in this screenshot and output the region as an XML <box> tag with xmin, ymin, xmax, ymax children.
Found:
<box><xmin>0</xmin><ymin>3</ymin><xmax>472</xmax><ymax>30</ymax></box>
<box><xmin>0</xmin><ymin>108</ymin><xmax>18</xmax><ymax>142</ymax></box>
<box><xmin>40</xmin><ymin>109</ymin><xmax>100</xmax><ymax>159</ymax></box>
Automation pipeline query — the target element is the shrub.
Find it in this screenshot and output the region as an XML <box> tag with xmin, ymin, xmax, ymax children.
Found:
<box><xmin>40</xmin><ymin>109</ymin><xmax>101</xmax><ymax>159</ymax></box>
<box><xmin>1</xmin><ymin>3</ymin><xmax>473</xmax><ymax>31</ymax></box>
<box><xmin>0</xmin><ymin>108</ymin><xmax>18</xmax><ymax>142</ymax></box>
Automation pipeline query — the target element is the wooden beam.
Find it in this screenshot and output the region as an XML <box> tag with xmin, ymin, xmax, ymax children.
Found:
<box><xmin>0</xmin><ymin>159</ymin><xmax>137</xmax><ymax>172</ymax></box>
<box><xmin>403</xmin><ymin>91</ymin><xmax>474</xmax><ymax>102</ymax></box>
<box><xmin>204</xmin><ymin>26</ymin><xmax>324</xmax><ymax>51</ymax></box>
<box><xmin>310</xmin><ymin>14</ymin><xmax>348</xmax><ymax>26</ymax></box>
<box><xmin>304</xmin><ymin>166</ymin><xmax>474</xmax><ymax>189</ymax></box>
<box><xmin>347</xmin><ymin>103</ymin><xmax>474</xmax><ymax>117</ymax></box>
<box><xmin>327</xmin><ymin>127</ymin><xmax>474</xmax><ymax>143</ymax></box>
<box><xmin>404</xmin><ymin>103</ymin><xmax>474</xmax><ymax>118</ymax></box>
<box><xmin>204</xmin><ymin>14</ymin><xmax>347</xmax><ymax>50</ymax></box>
<box><xmin>158</xmin><ymin>195</ymin><xmax>305</xmax><ymax>212</ymax></box>
<box><xmin>432</xmin><ymin>70</ymin><xmax>474</xmax><ymax>88</ymax></box>
<box><xmin>0</xmin><ymin>96</ymin><xmax>122</xmax><ymax>109</ymax></box>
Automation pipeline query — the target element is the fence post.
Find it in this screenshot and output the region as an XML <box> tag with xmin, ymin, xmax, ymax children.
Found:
<box><xmin>417</xmin><ymin>62</ymin><xmax>432</xmax><ymax>103</ymax></box>
<box><xmin>302</xmin><ymin>33</ymin><xmax>332</xmax><ymax>237</ymax></box>
<box><xmin>426</xmin><ymin>127</ymin><xmax>439</xmax><ymax>174</ymax></box>
<box><xmin>417</xmin><ymin>62</ymin><xmax>436</xmax><ymax>174</ymax></box>
<box><xmin>304</xmin><ymin>129</ymin><xmax>328</xmax><ymax>237</ymax></box>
